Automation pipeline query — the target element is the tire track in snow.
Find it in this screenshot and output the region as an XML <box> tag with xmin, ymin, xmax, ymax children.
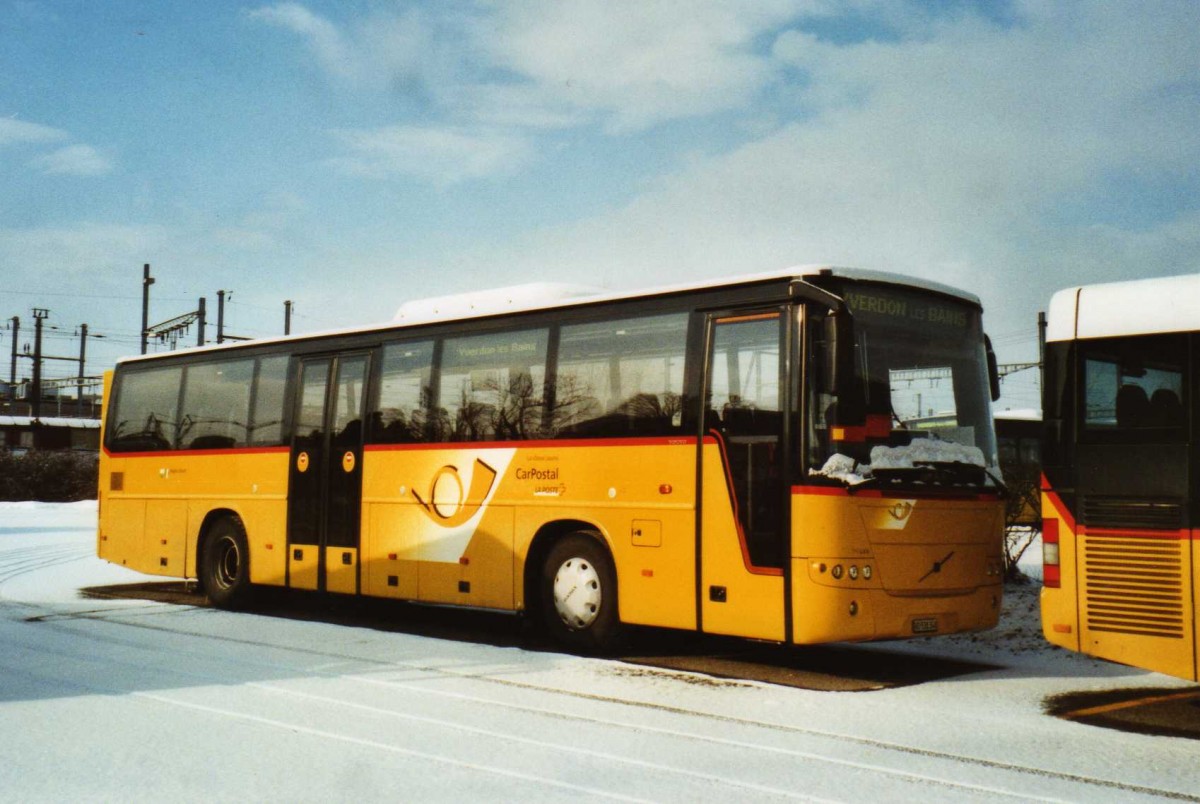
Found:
<box><xmin>8</xmin><ymin>538</ymin><xmax>1194</xmax><ymax>803</ymax></box>
<box><xmin>28</xmin><ymin>605</ymin><xmax>1188</xmax><ymax>802</ymax></box>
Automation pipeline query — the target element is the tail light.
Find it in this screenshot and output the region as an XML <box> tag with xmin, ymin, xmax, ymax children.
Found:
<box><xmin>1042</xmin><ymin>517</ymin><xmax>1060</xmax><ymax>588</ymax></box>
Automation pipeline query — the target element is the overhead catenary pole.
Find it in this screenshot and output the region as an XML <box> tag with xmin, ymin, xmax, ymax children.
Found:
<box><xmin>31</xmin><ymin>308</ymin><xmax>47</xmax><ymax>418</ymax></box>
<box><xmin>217</xmin><ymin>290</ymin><xmax>227</xmax><ymax>344</ymax></box>
<box><xmin>284</xmin><ymin>300</ymin><xmax>292</xmax><ymax>336</ymax></box>
<box><xmin>8</xmin><ymin>316</ymin><xmax>17</xmax><ymax>387</ymax></box>
<box><xmin>197</xmin><ymin>297</ymin><xmax>207</xmax><ymax>347</ymax></box>
<box><xmin>77</xmin><ymin>324</ymin><xmax>87</xmax><ymax>413</ymax></box>
<box><xmin>140</xmin><ymin>263</ymin><xmax>155</xmax><ymax>355</ymax></box>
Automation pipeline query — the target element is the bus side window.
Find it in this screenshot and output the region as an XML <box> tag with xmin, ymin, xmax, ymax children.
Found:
<box><xmin>249</xmin><ymin>355</ymin><xmax>290</xmax><ymax>447</ymax></box>
<box><xmin>373</xmin><ymin>340</ymin><xmax>435</xmax><ymax>444</ymax></box>
<box><xmin>551</xmin><ymin>312</ymin><xmax>688</xmax><ymax>439</ymax></box>
<box><xmin>436</xmin><ymin>329</ymin><xmax>549</xmax><ymax>442</ymax></box>
<box><xmin>179</xmin><ymin>358</ymin><xmax>254</xmax><ymax>450</ymax></box>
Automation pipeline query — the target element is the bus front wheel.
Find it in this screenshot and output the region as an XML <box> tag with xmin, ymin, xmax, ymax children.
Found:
<box><xmin>540</xmin><ymin>533</ymin><xmax>620</xmax><ymax>652</ymax></box>
<box><xmin>201</xmin><ymin>516</ymin><xmax>252</xmax><ymax>610</ymax></box>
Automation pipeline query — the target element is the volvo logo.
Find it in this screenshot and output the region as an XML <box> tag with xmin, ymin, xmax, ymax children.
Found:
<box><xmin>919</xmin><ymin>551</ymin><xmax>956</xmax><ymax>583</ymax></box>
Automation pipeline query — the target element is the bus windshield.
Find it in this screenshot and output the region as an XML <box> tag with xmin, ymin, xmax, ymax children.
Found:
<box><xmin>812</xmin><ymin>283</ymin><xmax>999</xmax><ymax>488</ymax></box>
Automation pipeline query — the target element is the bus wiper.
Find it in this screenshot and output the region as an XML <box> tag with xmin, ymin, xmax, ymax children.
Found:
<box><xmin>874</xmin><ymin>461</ymin><xmax>988</xmax><ymax>488</ymax></box>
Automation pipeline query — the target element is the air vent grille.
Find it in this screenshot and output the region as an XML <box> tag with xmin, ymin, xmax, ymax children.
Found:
<box><xmin>1081</xmin><ymin>496</ymin><xmax>1183</xmax><ymax>530</ymax></box>
<box><xmin>1082</xmin><ymin>532</ymin><xmax>1185</xmax><ymax>639</ymax></box>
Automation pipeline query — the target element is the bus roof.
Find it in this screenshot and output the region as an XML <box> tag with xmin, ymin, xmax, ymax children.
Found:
<box><xmin>390</xmin><ymin>266</ymin><xmax>981</xmax><ymax>326</ymax></box>
<box><xmin>1046</xmin><ymin>272</ymin><xmax>1200</xmax><ymax>342</ymax></box>
<box><xmin>117</xmin><ymin>265</ymin><xmax>982</xmax><ymax>366</ymax></box>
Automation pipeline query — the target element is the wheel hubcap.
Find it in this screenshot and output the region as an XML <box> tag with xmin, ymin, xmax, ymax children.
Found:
<box><xmin>215</xmin><ymin>536</ymin><xmax>240</xmax><ymax>589</ymax></box>
<box><xmin>553</xmin><ymin>556</ymin><xmax>602</xmax><ymax>630</ymax></box>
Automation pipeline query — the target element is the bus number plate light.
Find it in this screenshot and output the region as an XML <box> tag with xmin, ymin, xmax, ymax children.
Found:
<box><xmin>911</xmin><ymin>617</ymin><xmax>938</xmax><ymax>634</ymax></box>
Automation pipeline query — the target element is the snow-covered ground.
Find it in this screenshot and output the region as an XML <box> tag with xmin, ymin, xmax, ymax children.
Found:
<box><xmin>1</xmin><ymin>501</ymin><xmax>1197</xmax><ymax>802</ymax></box>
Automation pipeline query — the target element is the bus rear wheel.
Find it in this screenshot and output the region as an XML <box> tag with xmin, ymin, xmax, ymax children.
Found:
<box><xmin>540</xmin><ymin>533</ymin><xmax>620</xmax><ymax>652</ymax></box>
<box><xmin>201</xmin><ymin>516</ymin><xmax>252</xmax><ymax>610</ymax></box>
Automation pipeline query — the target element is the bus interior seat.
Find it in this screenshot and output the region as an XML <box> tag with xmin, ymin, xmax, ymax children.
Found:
<box><xmin>1115</xmin><ymin>384</ymin><xmax>1149</xmax><ymax>428</ymax></box>
<box><xmin>188</xmin><ymin>434</ymin><xmax>237</xmax><ymax>450</ymax></box>
<box><xmin>1149</xmin><ymin>388</ymin><xmax>1183</xmax><ymax>427</ymax></box>
<box><xmin>721</xmin><ymin>405</ymin><xmax>781</xmax><ymax>437</ymax></box>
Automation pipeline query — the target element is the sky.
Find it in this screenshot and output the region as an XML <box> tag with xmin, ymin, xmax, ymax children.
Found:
<box><xmin>3</xmin><ymin>1</ymin><xmax>1199</xmax><ymax>413</ymax></box>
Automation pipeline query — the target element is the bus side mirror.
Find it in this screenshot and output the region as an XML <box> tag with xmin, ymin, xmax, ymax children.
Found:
<box><xmin>823</xmin><ymin>308</ymin><xmax>865</xmax><ymax>423</ymax></box>
<box><xmin>821</xmin><ymin>313</ymin><xmax>839</xmax><ymax>394</ymax></box>
<box><xmin>985</xmin><ymin>335</ymin><xmax>1001</xmax><ymax>402</ymax></box>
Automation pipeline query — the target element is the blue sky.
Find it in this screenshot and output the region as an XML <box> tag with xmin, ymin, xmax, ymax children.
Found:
<box><xmin>3</xmin><ymin>1</ymin><xmax>1199</xmax><ymax>413</ymax></box>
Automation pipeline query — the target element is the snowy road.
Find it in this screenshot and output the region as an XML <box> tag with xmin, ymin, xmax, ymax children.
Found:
<box><xmin>1</xmin><ymin>503</ymin><xmax>1198</xmax><ymax>802</ymax></box>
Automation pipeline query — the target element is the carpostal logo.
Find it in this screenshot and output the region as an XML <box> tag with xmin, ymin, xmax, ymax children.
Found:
<box><xmin>410</xmin><ymin>450</ymin><xmax>516</xmax><ymax>563</ymax></box>
<box><xmin>866</xmin><ymin>499</ymin><xmax>917</xmax><ymax>531</ymax></box>
<box><xmin>515</xmin><ymin>466</ymin><xmax>558</xmax><ymax>481</ymax></box>
<box><xmin>414</xmin><ymin>459</ymin><xmax>500</xmax><ymax>527</ymax></box>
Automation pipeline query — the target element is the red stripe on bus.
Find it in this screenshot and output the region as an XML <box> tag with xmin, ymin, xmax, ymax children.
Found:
<box><xmin>103</xmin><ymin>445</ymin><xmax>290</xmax><ymax>459</ymax></box>
<box><xmin>791</xmin><ymin>485</ymin><xmax>1000</xmax><ymax>501</ymax></box>
<box><xmin>365</xmin><ymin>436</ymin><xmax>698</xmax><ymax>452</ymax></box>
<box><xmin>1041</xmin><ymin>483</ymin><xmax>1077</xmax><ymax>532</ymax></box>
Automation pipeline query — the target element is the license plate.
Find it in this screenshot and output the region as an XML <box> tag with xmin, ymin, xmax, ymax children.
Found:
<box><xmin>911</xmin><ymin>617</ymin><xmax>938</xmax><ymax>634</ymax></box>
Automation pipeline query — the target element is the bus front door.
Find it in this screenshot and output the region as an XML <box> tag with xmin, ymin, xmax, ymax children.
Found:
<box><xmin>699</xmin><ymin>309</ymin><xmax>789</xmax><ymax>641</ymax></box>
<box><xmin>287</xmin><ymin>353</ymin><xmax>370</xmax><ymax>595</ymax></box>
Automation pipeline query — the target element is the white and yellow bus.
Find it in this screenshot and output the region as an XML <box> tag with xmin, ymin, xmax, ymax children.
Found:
<box><xmin>99</xmin><ymin>267</ymin><xmax>1005</xmax><ymax>650</ymax></box>
<box><xmin>1041</xmin><ymin>274</ymin><xmax>1200</xmax><ymax>680</ymax></box>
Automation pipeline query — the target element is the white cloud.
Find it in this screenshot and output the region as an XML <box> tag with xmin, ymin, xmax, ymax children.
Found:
<box><xmin>0</xmin><ymin>117</ymin><xmax>67</xmax><ymax>147</ymax></box>
<box><xmin>248</xmin><ymin>1</ymin><xmax>820</xmax><ymax>133</ymax></box>
<box><xmin>248</xmin><ymin>3</ymin><xmax>356</xmax><ymax>78</ymax></box>
<box><xmin>30</xmin><ymin>144</ymin><xmax>113</xmax><ymax>176</ymax></box>
<box><xmin>212</xmin><ymin>191</ymin><xmax>308</xmax><ymax>251</ymax></box>
<box><xmin>329</xmin><ymin>124</ymin><xmax>532</xmax><ymax>184</ymax></box>
<box><xmin>479</xmin><ymin>0</ymin><xmax>811</xmax><ymax>132</ymax></box>
<box><xmin>248</xmin><ymin>2</ymin><xmax>430</xmax><ymax>89</ymax></box>
<box><xmin>420</xmin><ymin>3</ymin><xmax>1200</xmax><ymax>351</ymax></box>
<box><xmin>232</xmin><ymin>1</ymin><xmax>1199</xmax><ymax>360</ymax></box>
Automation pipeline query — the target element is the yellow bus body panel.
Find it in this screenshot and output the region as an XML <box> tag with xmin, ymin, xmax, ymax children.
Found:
<box><xmin>698</xmin><ymin>444</ymin><xmax>784</xmax><ymax>641</ymax></box>
<box><xmin>361</xmin><ymin>441</ymin><xmax>699</xmax><ymax>629</ymax></box>
<box><xmin>1041</xmin><ymin>491</ymin><xmax>1198</xmax><ymax>681</ymax></box>
<box><xmin>99</xmin><ymin>448</ymin><xmax>290</xmax><ymax>586</ymax></box>
<box><xmin>791</xmin><ymin>489</ymin><xmax>1003</xmax><ymax>643</ymax></box>
<box><xmin>1039</xmin><ymin>494</ymin><xmax>1080</xmax><ymax>655</ymax></box>
<box><xmin>101</xmin><ymin>427</ymin><xmax>1002</xmax><ymax>646</ymax></box>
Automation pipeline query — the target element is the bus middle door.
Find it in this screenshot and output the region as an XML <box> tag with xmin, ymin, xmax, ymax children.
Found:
<box><xmin>699</xmin><ymin>308</ymin><xmax>789</xmax><ymax>641</ymax></box>
<box><xmin>287</xmin><ymin>353</ymin><xmax>370</xmax><ymax>595</ymax></box>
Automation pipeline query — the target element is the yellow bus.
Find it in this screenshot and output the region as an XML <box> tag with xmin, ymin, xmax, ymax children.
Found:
<box><xmin>1041</xmin><ymin>274</ymin><xmax>1199</xmax><ymax>680</ymax></box>
<box><xmin>99</xmin><ymin>267</ymin><xmax>1005</xmax><ymax>650</ymax></box>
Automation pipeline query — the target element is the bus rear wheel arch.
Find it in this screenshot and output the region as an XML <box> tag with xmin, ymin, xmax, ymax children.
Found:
<box><xmin>199</xmin><ymin>514</ymin><xmax>253</xmax><ymax>610</ymax></box>
<box><xmin>538</xmin><ymin>531</ymin><xmax>621</xmax><ymax>652</ymax></box>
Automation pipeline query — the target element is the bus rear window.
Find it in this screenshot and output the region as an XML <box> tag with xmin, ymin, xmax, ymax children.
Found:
<box><xmin>108</xmin><ymin>366</ymin><xmax>182</xmax><ymax>451</ymax></box>
<box><xmin>1081</xmin><ymin>333</ymin><xmax>1186</xmax><ymax>436</ymax></box>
